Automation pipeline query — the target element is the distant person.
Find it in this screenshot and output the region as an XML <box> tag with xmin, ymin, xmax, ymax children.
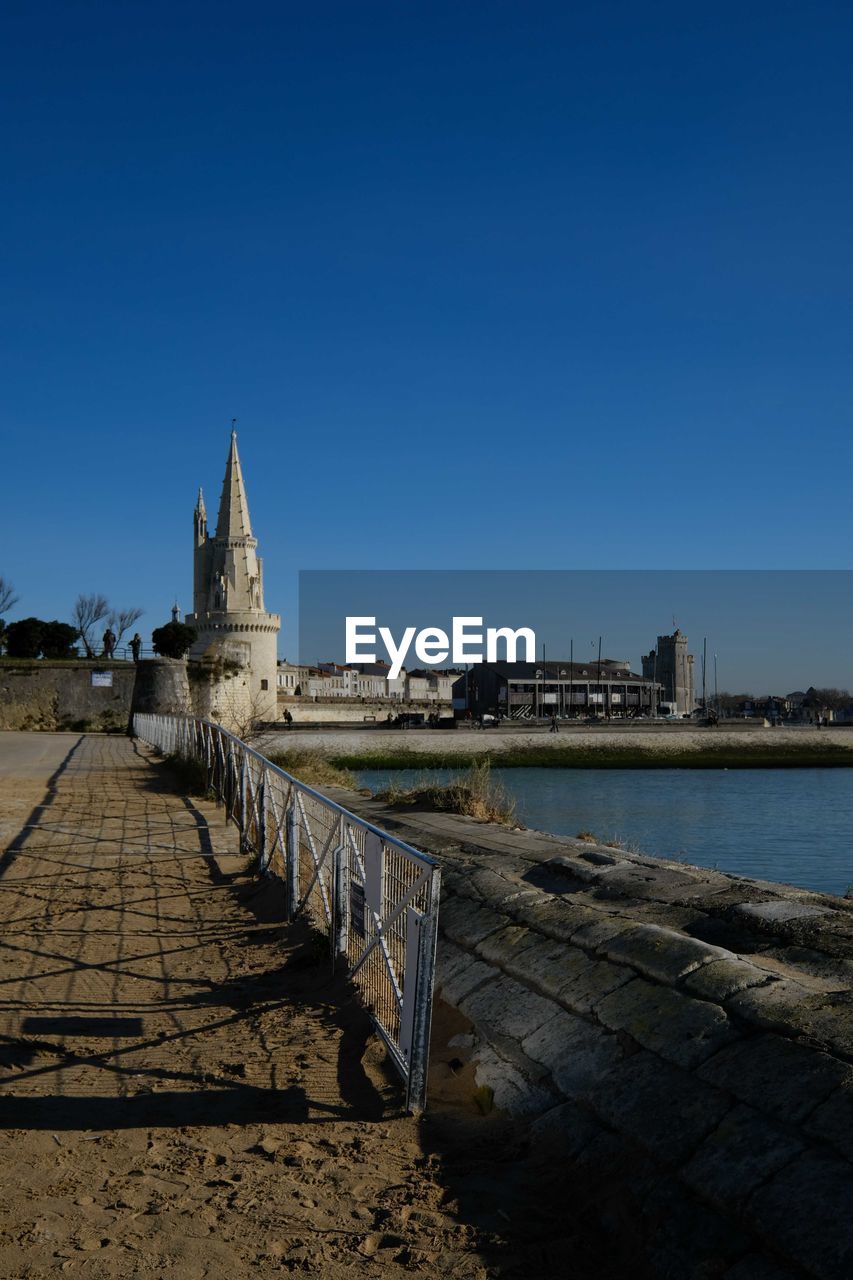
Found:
<box><xmin>550</xmin><ymin>714</ymin><xmax>559</xmax><ymax>733</ymax></box>
<box><xmin>102</xmin><ymin>628</ymin><xmax>116</xmax><ymax>659</ymax></box>
<box><xmin>284</xmin><ymin>709</ymin><xmax>293</xmax><ymax>728</ymax></box>
<box><xmin>130</xmin><ymin>633</ymin><xmax>142</xmax><ymax>663</ymax></box>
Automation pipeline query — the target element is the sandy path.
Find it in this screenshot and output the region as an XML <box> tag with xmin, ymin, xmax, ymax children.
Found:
<box><xmin>0</xmin><ymin>734</ymin><xmax>619</xmax><ymax>1280</ymax></box>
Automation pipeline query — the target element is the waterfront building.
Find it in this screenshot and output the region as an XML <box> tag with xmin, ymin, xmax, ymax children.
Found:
<box><xmin>642</xmin><ymin>630</ymin><xmax>695</xmax><ymax>716</ymax></box>
<box><xmin>187</xmin><ymin>431</ymin><xmax>281</xmax><ymax>722</ymax></box>
<box><xmin>405</xmin><ymin>669</ymin><xmax>457</xmax><ymax>702</ymax></box>
<box><xmin>276</xmin><ymin>661</ymin><xmax>319</xmax><ymax>695</ymax></box>
<box><xmin>454</xmin><ymin>660</ymin><xmax>660</xmax><ymax>720</ymax></box>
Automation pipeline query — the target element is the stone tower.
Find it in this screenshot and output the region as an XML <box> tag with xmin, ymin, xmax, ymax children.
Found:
<box><xmin>187</xmin><ymin>430</ymin><xmax>280</xmax><ymax>725</ymax></box>
<box><xmin>642</xmin><ymin>629</ymin><xmax>695</xmax><ymax>716</ymax></box>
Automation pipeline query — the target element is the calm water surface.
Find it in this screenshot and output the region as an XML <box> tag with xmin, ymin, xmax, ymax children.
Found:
<box><xmin>357</xmin><ymin>767</ymin><xmax>853</xmax><ymax>897</ymax></box>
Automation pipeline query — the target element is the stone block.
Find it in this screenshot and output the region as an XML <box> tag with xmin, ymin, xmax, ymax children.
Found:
<box><xmin>459</xmin><ymin>973</ymin><xmax>556</xmax><ymax>1044</ymax></box>
<box><xmin>507</xmin><ymin>937</ymin><xmax>592</xmax><ymax>1003</ymax></box>
<box><xmin>698</xmin><ymin>1034</ymin><xmax>850</xmax><ymax>1124</ymax></box>
<box><xmin>806</xmin><ymin>1080</ymin><xmax>853</xmax><ymax>1164</ymax></box>
<box><xmin>729</xmin><ymin>982</ymin><xmax>853</xmax><ymax>1058</ymax></box>
<box><xmin>439</xmin><ymin>863</ymin><xmax>480</xmax><ymax>899</ymax></box>
<box><xmin>439</xmin><ymin>896</ymin><xmax>505</xmax><ymax>947</ymax></box>
<box><xmin>530</xmin><ymin>1101</ymin><xmax>651</xmax><ymax>1192</ymax></box>
<box><xmin>589</xmin><ymin>860</ymin><xmax>704</xmax><ymax>902</ymax></box>
<box><xmin>518</xmin><ymin>1009</ymin><xmax>580</xmax><ymax>1071</ymax></box>
<box><xmin>576</xmin><ymin>848</ymin><xmax>623</xmax><ymax>866</ymax></box>
<box><xmin>682</xmin><ymin>957</ymin><xmax>771</xmax><ymax>1002</ymax></box>
<box><xmin>735</xmin><ymin>900</ymin><xmax>832</xmax><ymax>924</ymax></box>
<box><xmin>749</xmin><ymin>1151</ymin><xmax>853</xmax><ymax>1280</ymax></box>
<box><xmin>468</xmin><ymin>866</ymin><xmax>529</xmax><ymax>907</ymax></box>
<box><xmin>508</xmin><ymin>895</ymin><xmax>603</xmax><ymax>942</ymax></box>
<box><xmin>435</xmin><ymin>937</ymin><xmax>477</xmax><ymax>988</ymax></box>
<box><xmin>525</xmin><ymin>860</ymin><xmax>622</xmax><ymax>899</ymax></box>
<box><xmin>522</xmin><ymin>1011</ymin><xmax>625</xmax><ymax>1098</ymax></box>
<box><xmin>570</xmin><ymin>915</ymin><xmax>638</xmax><ymax>952</ymax></box>
<box><xmin>601</xmin><ymin>922</ymin><xmax>736</xmax><ymax>985</ymax></box>
<box><xmin>440</xmin><ymin>956</ymin><xmax>496</xmax><ymax>1006</ymax></box>
<box><xmin>472</xmin><ymin>1044</ymin><xmax>555</xmax><ymax>1118</ymax></box>
<box><xmin>682</xmin><ymin>1103</ymin><xmax>804</xmax><ymax>1210</ymax></box>
<box><xmin>528</xmin><ymin>1099</ymin><xmax>608</xmax><ymax>1159</ymax></box>
<box><xmin>596</xmin><ymin>977</ymin><xmax>739</xmax><ymax>1068</ymax></box>
<box><xmin>474</xmin><ymin>924</ymin><xmax>539</xmax><ymax>969</ymax></box>
<box><xmin>583</xmin><ymin>1052</ymin><xmax>731</xmax><ymax>1165</ymax></box>
<box><xmin>638</xmin><ymin>1176</ymin><xmax>750</xmax><ymax>1278</ymax></box>
<box><xmin>559</xmin><ymin>957</ymin><xmax>633</xmax><ymax>1014</ymax></box>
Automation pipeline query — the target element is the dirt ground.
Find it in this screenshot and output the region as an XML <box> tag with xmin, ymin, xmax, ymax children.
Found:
<box><xmin>0</xmin><ymin>733</ymin><xmax>624</xmax><ymax>1280</ymax></box>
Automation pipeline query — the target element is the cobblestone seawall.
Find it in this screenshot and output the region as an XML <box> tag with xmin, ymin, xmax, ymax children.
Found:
<box><xmin>324</xmin><ymin>788</ymin><xmax>853</xmax><ymax>1280</ymax></box>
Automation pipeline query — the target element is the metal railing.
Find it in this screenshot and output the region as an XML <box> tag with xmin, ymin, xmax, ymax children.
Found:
<box><xmin>132</xmin><ymin>713</ymin><xmax>441</xmax><ymax>1112</ymax></box>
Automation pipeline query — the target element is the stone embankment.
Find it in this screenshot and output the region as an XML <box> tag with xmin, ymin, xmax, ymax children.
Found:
<box><xmin>325</xmin><ymin>787</ymin><xmax>853</xmax><ymax>1280</ymax></box>
<box><xmin>265</xmin><ymin>723</ymin><xmax>853</xmax><ymax>765</ymax></box>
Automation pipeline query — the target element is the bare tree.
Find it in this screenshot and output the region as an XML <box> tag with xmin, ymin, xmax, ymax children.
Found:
<box><xmin>0</xmin><ymin>577</ymin><xmax>18</xmax><ymax>617</ymax></box>
<box><xmin>109</xmin><ymin>607</ymin><xmax>144</xmax><ymax>650</ymax></box>
<box><xmin>72</xmin><ymin>593</ymin><xmax>110</xmax><ymax>658</ymax></box>
<box><xmin>809</xmin><ymin>687</ymin><xmax>850</xmax><ymax>711</ymax></box>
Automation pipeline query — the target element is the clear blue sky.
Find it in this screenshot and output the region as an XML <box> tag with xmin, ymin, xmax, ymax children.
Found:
<box><xmin>2</xmin><ymin>2</ymin><xmax>852</xmax><ymax>682</ymax></box>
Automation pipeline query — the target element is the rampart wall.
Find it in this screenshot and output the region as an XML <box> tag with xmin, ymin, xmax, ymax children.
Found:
<box><xmin>323</xmin><ymin>786</ymin><xmax>853</xmax><ymax>1280</ymax></box>
<box><xmin>0</xmin><ymin>661</ymin><xmax>136</xmax><ymax>731</ymax></box>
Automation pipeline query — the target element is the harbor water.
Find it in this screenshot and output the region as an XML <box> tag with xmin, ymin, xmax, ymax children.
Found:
<box><xmin>356</xmin><ymin>766</ymin><xmax>853</xmax><ymax>897</ymax></box>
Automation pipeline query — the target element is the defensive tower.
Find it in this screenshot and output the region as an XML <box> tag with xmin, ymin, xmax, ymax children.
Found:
<box><xmin>187</xmin><ymin>430</ymin><xmax>280</xmax><ymax>724</ymax></box>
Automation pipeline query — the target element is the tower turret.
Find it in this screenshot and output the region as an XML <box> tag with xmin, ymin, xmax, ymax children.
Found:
<box><xmin>186</xmin><ymin>431</ymin><xmax>281</xmax><ymax>726</ymax></box>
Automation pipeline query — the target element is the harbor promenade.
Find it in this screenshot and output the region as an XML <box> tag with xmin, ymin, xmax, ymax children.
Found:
<box><xmin>0</xmin><ymin>731</ymin><xmax>614</xmax><ymax>1280</ymax></box>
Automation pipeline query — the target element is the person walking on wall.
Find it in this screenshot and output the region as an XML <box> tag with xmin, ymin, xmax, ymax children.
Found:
<box><xmin>102</xmin><ymin>628</ymin><xmax>116</xmax><ymax>659</ymax></box>
<box><xmin>130</xmin><ymin>633</ymin><xmax>142</xmax><ymax>663</ymax></box>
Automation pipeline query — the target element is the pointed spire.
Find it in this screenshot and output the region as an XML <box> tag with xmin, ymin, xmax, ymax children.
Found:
<box><xmin>215</xmin><ymin>429</ymin><xmax>253</xmax><ymax>540</ymax></box>
<box><xmin>196</xmin><ymin>486</ymin><xmax>206</xmax><ymax>520</ymax></box>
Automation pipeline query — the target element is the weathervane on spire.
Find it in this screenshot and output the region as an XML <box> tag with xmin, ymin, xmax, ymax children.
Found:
<box><xmin>231</xmin><ymin>417</ymin><xmax>237</xmax><ymax>439</ymax></box>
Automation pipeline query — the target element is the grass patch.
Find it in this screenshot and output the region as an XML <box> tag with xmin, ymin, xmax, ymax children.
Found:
<box><xmin>266</xmin><ymin>749</ymin><xmax>357</xmax><ymax>789</ymax></box>
<box><xmin>162</xmin><ymin>753</ymin><xmax>212</xmax><ymax>798</ymax></box>
<box><xmin>376</xmin><ymin>760</ymin><xmax>519</xmax><ymax>826</ymax></box>
<box><xmin>326</xmin><ymin>742</ymin><xmax>853</xmax><ymax>770</ymax></box>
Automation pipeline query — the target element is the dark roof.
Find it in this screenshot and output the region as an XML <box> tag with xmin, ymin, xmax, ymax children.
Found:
<box><xmin>458</xmin><ymin>661</ymin><xmax>649</xmax><ymax>684</ymax></box>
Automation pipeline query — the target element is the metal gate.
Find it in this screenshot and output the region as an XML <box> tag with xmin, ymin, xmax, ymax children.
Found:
<box><xmin>133</xmin><ymin>713</ymin><xmax>441</xmax><ymax>1112</ymax></box>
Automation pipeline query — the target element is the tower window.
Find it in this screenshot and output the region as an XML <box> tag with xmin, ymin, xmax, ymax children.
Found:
<box><xmin>260</xmin><ymin>679</ymin><xmax>269</xmax><ymax>690</ymax></box>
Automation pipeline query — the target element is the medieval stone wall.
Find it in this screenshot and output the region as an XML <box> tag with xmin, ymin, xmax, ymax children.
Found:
<box><xmin>0</xmin><ymin>662</ymin><xmax>135</xmax><ymax>731</ymax></box>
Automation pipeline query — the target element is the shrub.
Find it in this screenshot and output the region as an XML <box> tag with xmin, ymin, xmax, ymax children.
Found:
<box><xmin>266</xmin><ymin>750</ymin><xmax>356</xmax><ymax>789</ymax></box>
<box><xmin>378</xmin><ymin>760</ymin><xmax>518</xmax><ymax>826</ymax></box>
<box><xmin>5</xmin><ymin>617</ymin><xmax>44</xmax><ymax>658</ymax></box>
<box><xmin>40</xmin><ymin>621</ymin><xmax>81</xmax><ymax>659</ymax></box>
<box><xmin>151</xmin><ymin>621</ymin><xmax>197</xmax><ymax>659</ymax></box>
